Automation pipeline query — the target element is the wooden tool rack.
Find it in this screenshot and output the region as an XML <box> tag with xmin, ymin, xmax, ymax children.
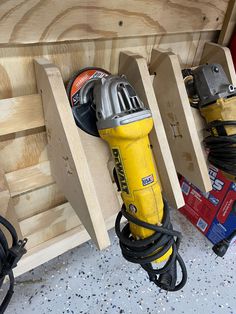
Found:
<box><xmin>0</xmin><ymin>1</ymin><xmax>232</xmax><ymax>276</ymax></box>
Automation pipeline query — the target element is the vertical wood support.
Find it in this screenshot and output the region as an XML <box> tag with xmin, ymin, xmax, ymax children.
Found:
<box><xmin>34</xmin><ymin>58</ymin><xmax>110</xmax><ymax>250</ymax></box>
<box><xmin>119</xmin><ymin>51</ymin><xmax>184</xmax><ymax>209</ymax></box>
<box><xmin>149</xmin><ymin>49</ymin><xmax>212</xmax><ymax>192</ymax></box>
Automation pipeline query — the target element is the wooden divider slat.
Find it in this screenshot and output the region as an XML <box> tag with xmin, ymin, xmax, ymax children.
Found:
<box><xmin>0</xmin><ymin>94</ymin><xmax>44</xmax><ymax>137</ymax></box>
<box><xmin>15</xmin><ymin>212</ymin><xmax>120</xmax><ymax>278</ymax></box>
<box><xmin>14</xmin><ymin>183</ymin><xmax>66</xmax><ymax>221</ymax></box>
<box><xmin>34</xmin><ymin>57</ymin><xmax>111</xmax><ymax>250</ymax></box>
<box><xmin>6</xmin><ymin>161</ymin><xmax>54</xmax><ymax>197</ymax></box>
<box><xmin>20</xmin><ymin>202</ymin><xmax>79</xmax><ymax>250</ymax></box>
<box><xmin>119</xmin><ymin>51</ymin><xmax>184</xmax><ymax>209</ymax></box>
<box><xmin>150</xmin><ymin>49</ymin><xmax>212</xmax><ymax>192</ymax></box>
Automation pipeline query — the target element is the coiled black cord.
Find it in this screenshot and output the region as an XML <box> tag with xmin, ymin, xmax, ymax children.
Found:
<box><xmin>0</xmin><ymin>216</ymin><xmax>27</xmax><ymax>314</ymax></box>
<box><xmin>204</xmin><ymin>120</ymin><xmax>236</xmax><ymax>177</ymax></box>
<box><xmin>115</xmin><ymin>200</ymin><xmax>187</xmax><ymax>292</ymax></box>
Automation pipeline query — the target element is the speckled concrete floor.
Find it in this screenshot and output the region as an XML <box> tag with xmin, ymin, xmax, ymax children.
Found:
<box><xmin>3</xmin><ymin>210</ymin><xmax>236</xmax><ymax>314</ymax></box>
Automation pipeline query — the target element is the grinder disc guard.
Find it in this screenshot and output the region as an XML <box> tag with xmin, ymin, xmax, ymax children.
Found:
<box><xmin>66</xmin><ymin>67</ymin><xmax>110</xmax><ymax>136</ymax></box>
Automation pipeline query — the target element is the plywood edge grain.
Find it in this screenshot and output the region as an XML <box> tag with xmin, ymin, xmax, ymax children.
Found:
<box><xmin>119</xmin><ymin>51</ymin><xmax>184</xmax><ymax>208</ymax></box>
<box><xmin>150</xmin><ymin>48</ymin><xmax>212</xmax><ymax>192</ymax></box>
<box><xmin>34</xmin><ymin>57</ymin><xmax>110</xmax><ymax>250</ymax></box>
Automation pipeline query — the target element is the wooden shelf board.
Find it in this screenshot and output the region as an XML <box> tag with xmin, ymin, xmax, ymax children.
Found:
<box><xmin>14</xmin><ymin>212</ymin><xmax>122</xmax><ymax>278</ymax></box>
<box><xmin>0</xmin><ymin>94</ymin><xmax>44</xmax><ymax>137</ymax></box>
<box><xmin>20</xmin><ymin>202</ymin><xmax>79</xmax><ymax>250</ymax></box>
<box><xmin>5</xmin><ymin>161</ymin><xmax>54</xmax><ymax>197</ymax></box>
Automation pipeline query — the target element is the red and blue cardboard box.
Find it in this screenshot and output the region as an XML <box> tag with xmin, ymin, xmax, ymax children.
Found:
<box><xmin>179</xmin><ymin>165</ymin><xmax>236</xmax><ymax>244</ymax></box>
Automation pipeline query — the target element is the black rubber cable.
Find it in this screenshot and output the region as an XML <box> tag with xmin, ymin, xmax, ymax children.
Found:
<box><xmin>204</xmin><ymin>120</ymin><xmax>236</xmax><ymax>177</ymax></box>
<box><xmin>115</xmin><ymin>200</ymin><xmax>187</xmax><ymax>292</ymax></box>
<box><xmin>0</xmin><ymin>216</ymin><xmax>27</xmax><ymax>314</ymax></box>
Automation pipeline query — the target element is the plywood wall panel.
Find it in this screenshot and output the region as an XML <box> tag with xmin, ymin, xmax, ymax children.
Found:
<box><xmin>0</xmin><ymin>129</ymin><xmax>47</xmax><ymax>173</ymax></box>
<box><xmin>0</xmin><ymin>0</ymin><xmax>228</xmax><ymax>45</ymax></box>
<box><xmin>13</xmin><ymin>183</ymin><xmax>66</xmax><ymax>221</ymax></box>
<box><xmin>0</xmin><ymin>32</ymin><xmax>218</xmax><ymax>100</ymax></box>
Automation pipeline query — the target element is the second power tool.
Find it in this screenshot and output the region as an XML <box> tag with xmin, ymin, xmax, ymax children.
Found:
<box><xmin>67</xmin><ymin>68</ymin><xmax>187</xmax><ymax>292</ymax></box>
<box><xmin>183</xmin><ymin>64</ymin><xmax>236</xmax><ymax>182</ymax></box>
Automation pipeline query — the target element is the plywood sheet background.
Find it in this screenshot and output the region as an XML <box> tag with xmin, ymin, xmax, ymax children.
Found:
<box><xmin>0</xmin><ymin>0</ymin><xmax>228</xmax><ymax>44</ymax></box>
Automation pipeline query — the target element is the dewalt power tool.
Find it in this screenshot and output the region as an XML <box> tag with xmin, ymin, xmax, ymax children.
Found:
<box><xmin>67</xmin><ymin>68</ymin><xmax>187</xmax><ymax>292</ymax></box>
<box><xmin>183</xmin><ymin>64</ymin><xmax>236</xmax><ymax>182</ymax></box>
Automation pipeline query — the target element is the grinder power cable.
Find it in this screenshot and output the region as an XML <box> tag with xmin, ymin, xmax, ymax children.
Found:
<box><xmin>67</xmin><ymin>68</ymin><xmax>187</xmax><ymax>292</ymax></box>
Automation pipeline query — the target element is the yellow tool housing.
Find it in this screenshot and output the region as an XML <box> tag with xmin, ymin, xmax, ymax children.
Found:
<box><xmin>200</xmin><ymin>96</ymin><xmax>236</xmax><ymax>182</ymax></box>
<box><xmin>99</xmin><ymin>117</ymin><xmax>172</xmax><ymax>263</ymax></box>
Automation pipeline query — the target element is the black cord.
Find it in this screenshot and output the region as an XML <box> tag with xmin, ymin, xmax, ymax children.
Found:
<box><xmin>115</xmin><ymin>200</ymin><xmax>187</xmax><ymax>292</ymax></box>
<box><xmin>204</xmin><ymin>120</ymin><xmax>236</xmax><ymax>177</ymax></box>
<box><xmin>0</xmin><ymin>216</ymin><xmax>27</xmax><ymax>314</ymax></box>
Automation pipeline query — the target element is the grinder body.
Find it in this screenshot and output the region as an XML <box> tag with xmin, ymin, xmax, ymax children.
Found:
<box><xmin>201</xmin><ymin>96</ymin><xmax>236</xmax><ymax>137</ymax></box>
<box><xmin>68</xmin><ymin>72</ymin><xmax>187</xmax><ymax>291</ymax></box>
<box><xmin>193</xmin><ymin>64</ymin><xmax>236</xmax><ymax>138</ymax></box>
<box><xmin>200</xmin><ymin>97</ymin><xmax>236</xmax><ymax>181</ymax></box>
<box><xmin>95</xmin><ymin>76</ymin><xmax>172</xmax><ymax>263</ymax></box>
<box><xmin>184</xmin><ymin>64</ymin><xmax>236</xmax><ymax>181</ymax></box>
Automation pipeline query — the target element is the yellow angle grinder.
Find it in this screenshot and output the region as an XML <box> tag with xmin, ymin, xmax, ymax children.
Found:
<box><xmin>67</xmin><ymin>68</ymin><xmax>187</xmax><ymax>292</ymax></box>
<box><xmin>183</xmin><ymin>64</ymin><xmax>236</xmax><ymax>182</ymax></box>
